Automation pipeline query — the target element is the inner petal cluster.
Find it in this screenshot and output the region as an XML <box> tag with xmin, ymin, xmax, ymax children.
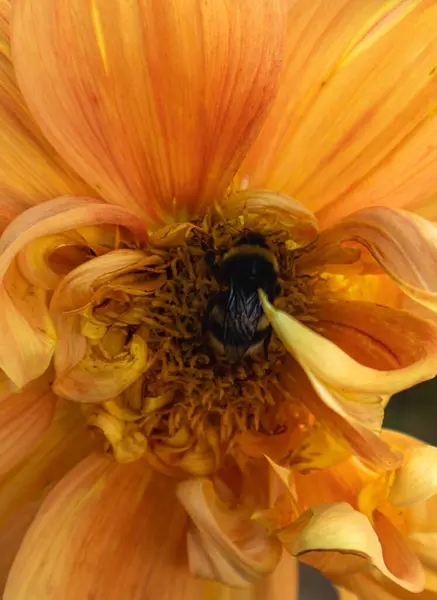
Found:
<box><xmin>77</xmin><ymin>208</ymin><xmax>316</xmax><ymax>474</ymax></box>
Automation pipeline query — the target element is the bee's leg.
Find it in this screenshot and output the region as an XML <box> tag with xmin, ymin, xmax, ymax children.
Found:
<box><xmin>263</xmin><ymin>328</ymin><xmax>273</xmax><ymax>359</ymax></box>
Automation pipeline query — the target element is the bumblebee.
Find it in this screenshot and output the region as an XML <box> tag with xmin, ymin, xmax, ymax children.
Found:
<box><xmin>203</xmin><ymin>232</ymin><xmax>279</xmax><ymax>362</ymax></box>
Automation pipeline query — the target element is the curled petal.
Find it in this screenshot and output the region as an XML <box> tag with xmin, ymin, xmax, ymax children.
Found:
<box><xmin>0</xmin><ymin>1</ymin><xmax>93</xmax><ymax>227</ymax></box>
<box><xmin>223</xmin><ymin>190</ymin><xmax>319</xmax><ymax>246</ymax></box>
<box><xmin>53</xmin><ymin>334</ymin><xmax>148</xmax><ymax>403</ymax></box>
<box><xmin>260</xmin><ymin>292</ymin><xmax>437</xmax><ymax>395</ymax></box>
<box><xmin>13</xmin><ymin>0</ymin><xmax>286</xmax><ymax>221</ymax></box>
<box><xmin>321</xmin><ymin>207</ymin><xmax>437</xmax><ymax>312</ymax></box>
<box><xmin>0</xmin><ymin>377</ymin><xmax>55</xmax><ymax>477</ymax></box>
<box><xmin>277</xmin><ymin>503</ymin><xmax>424</xmax><ymax>593</ymax></box>
<box><xmin>4</xmin><ymin>455</ymin><xmax>211</xmax><ymax>600</ymax></box>
<box><xmin>0</xmin><ymin>198</ymin><xmax>148</xmax><ymax>386</ymax></box>
<box><xmin>240</xmin><ymin>0</ymin><xmax>437</xmax><ymax>225</ymax></box>
<box><xmin>50</xmin><ymin>250</ymin><xmax>159</xmax><ymax>393</ymax></box>
<box><xmin>177</xmin><ymin>478</ymin><xmax>282</xmax><ymax>587</ymax></box>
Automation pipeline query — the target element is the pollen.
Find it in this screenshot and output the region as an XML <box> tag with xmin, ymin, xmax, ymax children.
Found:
<box><xmin>83</xmin><ymin>204</ymin><xmax>317</xmax><ymax>475</ymax></box>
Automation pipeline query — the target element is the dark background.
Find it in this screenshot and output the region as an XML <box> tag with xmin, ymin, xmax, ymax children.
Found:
<box><xmin>298</xmin><ymin>379</ymin><xmax>437</xmax><ymax>599</ymax></box>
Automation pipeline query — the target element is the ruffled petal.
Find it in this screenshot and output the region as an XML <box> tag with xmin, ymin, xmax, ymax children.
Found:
<box><xmin>338</xmin><ymin>573</ymin><xmax>437</xmax><ymax>600</ymax></box>
<box><xmin>49</xmin><ymin>250</ymin><xmax>163</xmax><ymax>402</ymax></box>
<box><xmin>0</xmin><ymin>378</ymin><xmax>55</xmax><ymax>477</ymax></box>
<box><xmin>4</xmin><ymin>454</ymin><xmax>229</xmax><ymax>600</ymax></box>
<box><xmin>177</xmin><ymin>478</ymin><xmax>282</xmax><ymax>587</ymax></box>
<box><xmin>239</xmin><ymin>0</ymin><xmax>437</xmax><ymax>226</ymax></box>
<box><xmin>277</xmin><ymin>503</ymin><xmax>424</xmax><ymax>593</ymax></box>
<box><xmin>0</xmin><ymin>197</ymin><xmax>147</xmax><ymax>387</ymax></box>
<box><xmin>320</xmin><ymin>207</ymin><xmax>437</xmax><ymax>312</ymax></box>
<box><xmin>13</xmin><ymin>0</ymin><xmax>287</xmax><ymax>222</ymax></box>
<box><xmin>261</xmin><ymin>293</ymin><xmax>437</xmax><ymax>395</ymax></box>
<box><xmin>389</xmin><ymin>445</ymin><xmax>437</xmax><ymax>508</ymax></box>
<box><xmin>0</xmin><ymin>0</ymin><xmax>93</xmax><ymax>224</ymax></box>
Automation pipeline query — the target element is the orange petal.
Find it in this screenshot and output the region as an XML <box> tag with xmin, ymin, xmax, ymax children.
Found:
<box><xmin>177</xmin><ymin>478</ymin><xmax>282</xmax><ymax>587</ymax></box>
<box><xmin>0</xmin><ymin>502</ymin><xmax>40</xmax><ymax>596</ymax></box>
<box><xmin>0</xmin><ymin>378</ymin><xmax>55</xmax><ymax>477</ymax></box>
<box><xmin>321</xmin><ymin>207</ymin><xmax>437</xmax><ymax>312</ymax></box>
<box><xmin>260</xmin><ymin>292</ymin><xmax>437</xmax><ymax>395</ymax></box>
<box><xmin>0</xmin><ymin>0</ymin><xmax>93</xmax><ymax>226</ymax></box>
<box><xmin>5</xmin><ymin>454</ymin><xmax>208</xmax><ymax>600</ymax></box>
<box><xmin>13</xmin><ymin>0</ymin><xmax>286</xmax><ymax>222</ymax></box>
<box><xmin>0</xmin><ymin>400</ymin><xmax>98</xmax><ymax>525</ymax></box>
<box><xmin>239</xmin><ymin>1</ymin><xmax>437</xmax><ymax>226</ymax></box>
<box><xmin>0</xmin><ymin>197</ymin><xmax>147</xmax><ymax>387</ymax></box>
<box><xmin>338</xmin><ymin>573</ymin><xmax>437</xmax><ymax>600</ymax></box>
<box><xmin>311</xmin><ymin>300</ymin><xmax>437</xmax><ymax>372</ymax></box>
<box><xmin>277</xmin><ymin>502</ymin><xmax>425</xmax><ymax>593</ymax></box>
<box><xmin>388</xmin><ymin>445</ymin><xmax>437</xmax><ymax>508</ymax></box>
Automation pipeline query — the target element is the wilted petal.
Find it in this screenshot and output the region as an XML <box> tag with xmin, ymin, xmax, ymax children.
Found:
<box><xmin>260</xmin><ymin>293</ymin><xmax>437</xmax><ymax>396</ymax></box>
<box><xmin>277</xmin><ymin>503</ymin><xmax>424</xmax><ymax>593</ymax></box>
<box><xmin>13</xmin><ymin>0</ymin><xmax>286</xmax><ymax>221</ymax></box>
<box><xmin>321</xmin><ymin>207</ymin><xmax>437</xmax><ymax>312</ymax></box>
<box><xmin>177</xmin><ymin>478</ymin><xmax>282</xmax><ymax>587</ymax></box>
<box><xmin>5</xmin><ymin>454</ymin><xmax>217</xmax><ymax>600</ymax></box>
<box><xmin>0</xmin><ymin>378</ymin><xmax>55</xmax><ymax>477</ymax></box>
<box><xmin>0</xmin><ymin>1</ymin><xmax>93</xmax><ymax>224</ymax></box>
<box><xmin>240</xmin><ymin>1</ymin><xmax>437</xmax><ymax>226</ymax></box>
<box><xmin>223</xmin><ymin>190</ymin><xmax>319</xmax><ymax>246</ymax></box>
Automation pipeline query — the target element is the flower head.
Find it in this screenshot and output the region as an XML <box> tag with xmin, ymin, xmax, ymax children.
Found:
<box><xmin>2</xmin><ymin>0</ymin><xmax>437</xmax><ymax>599</ymax></box>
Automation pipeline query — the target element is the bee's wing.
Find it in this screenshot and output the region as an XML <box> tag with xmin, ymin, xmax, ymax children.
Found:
<box><xmin>223</xmin><ymin>283</ymin><xmax>262</xmax><ymax>361</ymax></box>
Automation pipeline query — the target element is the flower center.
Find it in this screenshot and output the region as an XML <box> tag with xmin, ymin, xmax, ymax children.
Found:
<box><xmin>83</xmin><ymin>207</ymin><xmax>315</xmax><ymax>475</ymax></box>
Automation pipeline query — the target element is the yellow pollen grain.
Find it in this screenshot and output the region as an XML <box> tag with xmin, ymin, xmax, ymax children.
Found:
<box><xmin>91</xmin><ymin>0</ymin><xmax>109</xmax><ymax>74</ymax></box>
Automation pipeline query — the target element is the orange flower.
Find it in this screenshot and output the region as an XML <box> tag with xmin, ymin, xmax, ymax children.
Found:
<box><xmin>2</xmin><ymin>0</ymin><xmax>437</xmax><ymax>598</ymax></box>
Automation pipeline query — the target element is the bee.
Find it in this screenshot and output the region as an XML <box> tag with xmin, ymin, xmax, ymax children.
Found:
<box><xmin>203</xmin><ymin>232</ymin><xmax>280</xmax><ymax>362</ymax></box>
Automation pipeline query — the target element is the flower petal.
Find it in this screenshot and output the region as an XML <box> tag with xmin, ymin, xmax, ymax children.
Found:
<box><xmin>388</xmin><ymin>445</ymin><xmax>437</xmax><ymax>508</ymax></box>
<box><xmin>321</xmin><ymin>207</ymin><xmax>437</xmax><ymax>312</ymax></box>
<box><xmin>338</xmin><ymin>573</ymin><xmax>437</xmax><ymax>600</ymax></box>
<box><xmin>0</xmin><ymin>378</ymin><xmax>56</xmax><ymax>477</ymax></box>
<box><xmin>280</xmin><ymin>360</ymin><xmax>400</xmax><ymax>470</ymax></box>
<box><xmin>0</xmin><ymin>502</ymin><xmax>40</xmax><ymax>595</ymax></box>
<box><xmin>177</xmin><ymin>478</ymin><xmax>282</xmax><ymax>587</ymax></box>
<box><xmin>311</xmin><ymin>300</ymin><xmax>437</xmax><ymax>372</ymax></box>
<box><xmin>0</xmin><ymin>197</ymin><xmax>147</xmax><ymax>387</ymax></box>
<box><xmin>223</xmin><ymin>190</ymin><xmax>319</xmax><ymax>247</ymax></box>
<box><xmin>277</xmin><ymin>502</ymin><xmax>425</xmax><ymax>593</ymax></box>
<box><xmin>5</xmin><ymin>454</ymin><xmax>223</xmax><ymax>600</ymax></box>
<box><xmin>240</xmin><ymin>0</ymin><xmax>437</xmax><ymax>226</ymax></box>
<box><xmin>0</xmin><ymin>0</ymin><xmax>93</xmax><ymax>223</ymax></box>
<box><xmin>260</xmin><ymin>292</ymin><xmax>437</xmax><ymax>395</ymax></box>
<box><xmin>13</xmin><ymin>0</ymin><xmax>286</xmax><ymax>221</ymax></box>
<box><xmin>49</xmin><ymin>250</ymin><xmax>161</xmax><ymax>402</ymax></box>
